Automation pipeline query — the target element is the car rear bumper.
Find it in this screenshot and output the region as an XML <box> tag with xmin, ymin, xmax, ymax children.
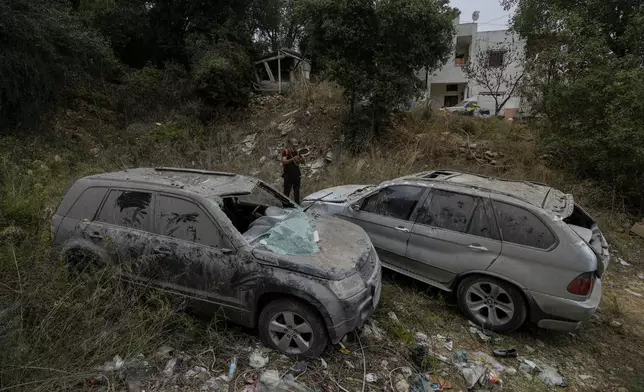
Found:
<box><xmin>528</xmin><ymin>277</ymin><xmax>602</xmax><ymax>332</ymax></box>
<box><xmin>328</xmin><ymin>266</ymin><xmax>382</xmax><ymax>343</ymax></box>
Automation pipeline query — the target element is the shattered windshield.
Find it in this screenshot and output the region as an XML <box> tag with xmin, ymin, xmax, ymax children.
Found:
<box><xmin>246</xmin><ymin>209</ymin><xmax>320</xmax><ymax>255</ymax></box>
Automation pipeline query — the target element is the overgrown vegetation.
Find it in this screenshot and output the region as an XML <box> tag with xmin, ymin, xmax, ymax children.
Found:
<box><xmin>503</xmin><ymin>0</ymin><xmax>644</xmax><ymax>209</ymax></box>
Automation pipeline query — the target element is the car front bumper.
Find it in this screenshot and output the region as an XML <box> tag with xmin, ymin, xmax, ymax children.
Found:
<box><xmin>528</xmin><ymin>277</ymin><xmax>602</xmax><ymax>331</ymax></box>
<box><xmin>327</xmin><ymin>263</ymin><xmax>382</xmax><ymax>343</ymax></box>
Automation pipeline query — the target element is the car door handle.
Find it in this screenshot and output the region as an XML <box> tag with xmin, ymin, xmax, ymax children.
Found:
<box><xmin>88</xmin><ymin>232</ymin><xmax>103</xmax><ymax>240</ymax></box>
<box><xmin>395</xmin><ymin>226</ymin><xmax>410</xmax><ymax>233</ymax></box>
<box><xmin>468</xmin><ymin>244</ymin><xmax>488</xmax><ymax>252</ymax></box>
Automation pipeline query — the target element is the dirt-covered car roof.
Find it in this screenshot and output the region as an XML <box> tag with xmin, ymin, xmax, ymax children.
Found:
<box><xmin>86</xmin><ymin>167</ymin><xmax>258</xmax><ymax>197</ymax></box>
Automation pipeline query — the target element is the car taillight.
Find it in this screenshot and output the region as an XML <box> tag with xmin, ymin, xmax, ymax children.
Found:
<box><xmin>567</xmin><ymin>272</ymin><xmax>595</xmax><ymax>296</ymax></box>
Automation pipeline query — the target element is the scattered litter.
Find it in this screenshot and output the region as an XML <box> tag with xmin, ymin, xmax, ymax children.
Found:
<box><xmin>619</xmin><ymin>257</ymin><xmax>631</xmax><ymax>266</ymax></box>
<box><xmin>325</xmin><ymin>151</ymin><xmax>333</xmax><ymax>163</ymax></box>
<box><xmin>454</xmin><ymin>350</ymin><xmax>468</xmax><ymax>364</ymax></box>
<box><xmin>344</xmin><ymin>360</ymin><xmax>355</xmax><ymax>369</ymax></box>
<box><xmin>155</xmin><ymin>122</ymin><xmax>162</xmax><ymax>126</ymax></box>
<box><xmin>435</xmin><ymin>354</ymin><xmax>450</xmax><ymax>363</ymax></box>
<box><xmin>187</xmin><ymin>366</ymin><xmax>209</xmax><ymax>378</ymax></box>
<box><xmin>201</xmin><ymin>377</ymin><xmax>221</xmax><ymax>391</ymax></box>
<box><xmin>360</xmin><ymin>321</ymin><xmax>386</xmax><ymax>342</ymax></box>
<box><xmin>249</xmin><ymin>350</ymin><xmax>269</xmax><ymax>369</ymax></box>
<box><xmin>393</xmin><ymin>374</ymin><xmax>410</xmax><ymax>392</ymax></box>
<box><xmin>241</xmin><ymin>134</ymin><xmax>257</xmax><ymax>154</ymax></box>
<box><xmin>459</xmin><ymin>362</ymin><xmax>488</xmax><ymax>389</ymax></box>
<box><xmin>411</xmin><ymin>345</ymin><xmax>431</xmax><ymax>371</ymax></box>
<box><xmin>630</xmin><ymin>222</ymin><xmax>644</xmax><ymax>238</ymax></box>
<box><xmin>365</xmin><ymin>373</ymin><xmax>377</xmax><ymax>383</ymax></box>
<box><xmin>444</xmin><ymin>338</ymin><xmax>453</xmax><ymax>352</ymax></box>
<box><xmin>97</xmin><ymin>355</ymin><xmax>124</xmax><ymax>372</ymax></box>
<box><xmin>492</xmin><ymin>348</ymin><xmax>517</xmax><ymax>358</ymax></box>
<box><xmin>260</xmin><ymin>156</ymin><xmax>267</xmax><ymax>164</ymax></box>
<box><xmin>219</xmin><ymin>357</ymin><xmax>237</xmax><ymax>382</ymax></box>
<box><xmin>638</xmin><ymin>273</ymin><xmax>644</xmax><ymax>280</ymax></box>
<box><xmin>388</xmin><ymin>311</ymin><xmax>400</xmax><ymax>323</ymax></box>
<box><xmin>339</xmin><ymin>347</ymin><xmax>351</xmax><ymax>355</ymax></box>
<box><xmin>525</xmin><ymin>345</ymin><xmax>536</xmax><ymax>354</ymax></box>
<box><xmin>610</xmin><ymin>319</ymin><xmax>623</xmax><ymax>328</ymax></box>
<box><xmin>506</xmin><ymin>367</ymin><xmax>517</xmax><ymax>376</ymax></box>
<box><xmin>259</xmin><ymin>369</ymin><xmax>309</xmax><ymax>392</ymax></box>
<box><xmin>380</xmin><ymin>360</ymin><xmax>389</xmax><ymax>369</ymax></box>
<box><xmin>473</xmin><ymin>351</ymin><xmax>505</xmax><ymax>373</ymax></box>
<box><xmin>163</xmin><ymin>358</ymin><xmax>178</xmax><ymax>376</ymax></box>
<box><xmin>282</xmin><ymin>109</ymin><xmax>300</xmax><ymax>118</ymax></box>
<box><xmin>579</xmin><ymin>375</ymin><xmax>592</xmax><ymax>381</ymax></box>
<box><xmin>476</xmin><ymin>330</ymin><xmax>491</xmax><ymax>343</ymax></box>
<box><xmin>320</xmin><ymin>358</ymin><xmax>328</xmax><ymax>369</ymax></box>
<box><xmin>625</xmin><ymin>289</ymin><xmax>643</xmax><ymax>297</ymax></box>
<box><xmin>278</xmin><ymin>118</ymin><xmax>296</xmax><ymax>136</ymax></box>
<box><xmin>537</xmin><ymin>364</ymin><xmax>567</xmax><ymax>387</ymax></box>
<box><xmin>155</xmin><ymin>345</ymin><xmax>174</xmax><ymax>358</ymax></box>
<box><xmin>519</xmin><ymin>359</ymin><xmax>538</xmax><ymax>374</ymax></box>
<box><xmin>415</xmin><ymin>332</ymin><xmax>430</xmax><ymax>346</ymax></box>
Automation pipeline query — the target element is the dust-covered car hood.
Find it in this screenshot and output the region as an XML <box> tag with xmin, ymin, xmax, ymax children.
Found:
<box><xmin>252</xmin><ymin>214</ymin><xmax>374</xmax><ymax>280</ymax></box>
<box><xmin>304</xmin><ymin>185</ymin><xmax>373</xmax><ymax>204</ymax></box>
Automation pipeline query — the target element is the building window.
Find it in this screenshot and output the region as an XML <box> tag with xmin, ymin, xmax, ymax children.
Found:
<box><xmin>488</xmin><ymin>51</ymin><xmax>505</xmax><ymax>67</ymax></box>
<box><xmin>446</xmin><ymin>84</ymin><xmax>458</xmax><ymax>92</ymax></box>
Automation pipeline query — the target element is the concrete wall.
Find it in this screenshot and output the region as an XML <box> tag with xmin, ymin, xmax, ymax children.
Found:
<box><xmin>429</xmin><ymin>83</ymin><xmax>467</xmax><ymax>109</ymax></box>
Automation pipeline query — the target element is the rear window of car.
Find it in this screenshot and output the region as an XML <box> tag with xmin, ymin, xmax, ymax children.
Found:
<box><xmin>361</xmin><ymin>185</ymin><xmax>425</xmax><ymax>220</ymax></box>
<box><xmin>96</xmin><ymin>190</ymin><xmax>153</xmax><ymax>231</ymax></box>
<box><xmin>492</xmin><ymin>201</ymin><xmax>556</xmax><ymax>249</ymax></box>
<box><xmin>66</xmin><ymin>187</ymin><xmax>108</xmax><ymax>220</ymax></box>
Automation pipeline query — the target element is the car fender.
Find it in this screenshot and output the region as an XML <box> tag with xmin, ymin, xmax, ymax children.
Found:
<box><xmin>454</xmin><ymin>269</ymin><xmax>532</xmax><ymax>297</ymax></box>
<box><xmin>254</xmin><ymin>279</ymin><xmax>335</xmax><ymax>333</ymax></box>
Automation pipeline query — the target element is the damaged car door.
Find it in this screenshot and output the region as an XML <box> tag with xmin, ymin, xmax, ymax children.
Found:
<box><xmin>346</xmin><ymin>185</ymin><xmax>427</xmax><ymax>269</ymax></box>
<box><xmin>92</xmin><ymin>189</ymin><xmax>157</xmax><ymax>271</ymax></box>
<box><xmin>406</xmin><ymin>189</ymin><xmax>502</xmax><ymax>284</ymax></box>
<box><xmin>149</xmin><ymin>193</ymin><xmax>249</xmax><ymax>322</ymax></box>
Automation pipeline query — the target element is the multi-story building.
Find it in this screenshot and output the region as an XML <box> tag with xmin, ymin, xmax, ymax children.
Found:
<box><xmin>420</xmin><ymin>15</ymin><xmax>525</xmax><ymax>114</ymax></box>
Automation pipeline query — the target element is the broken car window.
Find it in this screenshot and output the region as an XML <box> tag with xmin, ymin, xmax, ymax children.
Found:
<box><xmin>248</xmin><ymin>210</ymin><xmax>319</xmax><ymax>255</ymax></box>
<box><xmin>362</xmin><ymin>186</ymin><xmax>424</xmax><ymax>220</ymax></box>
<box><xmin>235</xmin><ymin>184</ymin><xmax>286</xmax><ymax>208</ymax></box>
<box><xmin>468</xmin><ymin>200</ymin><xmax>500</xmax><ymax>240</ymax></box>
<box><xmin>492</xmin><ymin>201</ymin><xmax>556</xmax><ymax>249</ymax></box>
<box><xmin>157</xmin><ymin>195</ymin><xmax>228</xmax><ymax>248</ymax></box>
<box><xmin>417</xmin><ymin>190</ymin><xmax>476</xmax><ymax>232</ymax></box>
<box><xmin>97</xmin><ymin>190</ymin><xmax>152</xmax><ymax>231</ymax></box>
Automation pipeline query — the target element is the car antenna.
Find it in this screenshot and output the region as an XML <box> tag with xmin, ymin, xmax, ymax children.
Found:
<box><xmin>302</xmin><ymin>192</ymin><xmax>333</xmax><ymax>213</ymax></box>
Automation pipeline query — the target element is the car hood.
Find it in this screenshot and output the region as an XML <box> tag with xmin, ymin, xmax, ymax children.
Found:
<box><xmin>304</xmin><ymin>185</ymin><xmax>373</xmax><ymax>204</ymax></box>
<box><xmin>253</xmin><ymin>215</ymin><xmax>374</xmax><ymax>280</ymax></box>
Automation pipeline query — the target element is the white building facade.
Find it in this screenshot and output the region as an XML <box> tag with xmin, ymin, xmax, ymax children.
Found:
<box><xmin>420</xmin><ymin>16</ymin><xmax>525</xmax><ymax>113</ymax></box>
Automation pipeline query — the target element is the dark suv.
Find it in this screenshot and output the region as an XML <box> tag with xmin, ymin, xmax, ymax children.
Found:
<box><xmin>51</xmin><ymin>168</ymin><xmax>381</xmax><ymax>357</ymax></box>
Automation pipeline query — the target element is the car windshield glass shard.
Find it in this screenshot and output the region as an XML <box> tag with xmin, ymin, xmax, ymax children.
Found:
<box><xmin>251</xmin><ymin>210</ymin><xmax>320</xmax><ymax>255</ymax></box>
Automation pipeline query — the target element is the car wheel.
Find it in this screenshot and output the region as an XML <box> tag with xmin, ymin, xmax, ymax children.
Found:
<box><xmin>258</xmin><ymin>299</ymin><xmax>328</xmax><ymax>358</ymax></box>
<box><xmin>64</xmin><ymin>250</ymin><xmax>103</xmax><ymax>277</ymax></box>
<box><xmin>457</xmin><ymin>275</ymin><xmax>527</xmax><ymax>333</ymax></box>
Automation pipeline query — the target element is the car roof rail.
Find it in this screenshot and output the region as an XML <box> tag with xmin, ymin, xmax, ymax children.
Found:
<box><xmin>154</xmin><ymin>167</ymin><xmax>236</xmax><ymax>177</ymax></box>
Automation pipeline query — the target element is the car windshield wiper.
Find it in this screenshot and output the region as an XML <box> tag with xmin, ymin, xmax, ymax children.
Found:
<box><xmin>302</xmin><ymin>192</ymin><xmax>334</xmax><ymax>213</ymax></box>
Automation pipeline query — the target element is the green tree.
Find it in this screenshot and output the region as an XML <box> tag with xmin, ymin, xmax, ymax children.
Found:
<box><xmin>300</xmin><ymin>0</ymin><xmax>456</xmax><ymax>140</ymax></box>
<box><xmin>504</xmin><ymin>0</ymin><xmax>644</xmax><ymax>206</ymax></box>
<box><xmin>252</xmin><ymin>0</ymin><xmax>304</xmax><ymax>53</ymax></box>
<box><xmin>0</xmin><ymin>0</ymin><xmax>115</xmax><ymax>129</ymax></box>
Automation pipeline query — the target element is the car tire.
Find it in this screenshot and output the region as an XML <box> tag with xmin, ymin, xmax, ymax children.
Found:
<box><xmin>64</xmin><ymin>249</ymin><xmax>103</xmax><ymax>277</ymax></box>
<box><xmin>457</xmin><ymin>275</ymin><xmax>527</xmax><ymax>333</ymax></box>
<box><xmin>258</xmin><ymin>298</ymin><xmax>328</xmax><ymax>358</ymax></box>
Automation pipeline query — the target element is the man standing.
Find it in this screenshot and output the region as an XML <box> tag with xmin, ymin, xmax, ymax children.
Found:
<box><xmin>282</xmin><ymin>138</ymin><xmax>304</xmax><ymax>204</ymax></box>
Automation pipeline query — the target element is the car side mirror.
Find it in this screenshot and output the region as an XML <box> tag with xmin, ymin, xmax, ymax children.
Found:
<box><xmin>350</xmin><ymin>203</ymin><xmax>361</xmax><ymax>211</ymax></box>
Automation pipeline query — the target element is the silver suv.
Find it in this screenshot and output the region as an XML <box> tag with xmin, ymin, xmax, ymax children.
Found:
<box><xmin>303</xmin><ymin>170</ymin><xmax>610</xmax><ymax>333</ymax></box>
<box><xmin>51</xmin><ymin>168</ymin><xmax>381</xmax><ymax>357</ymax></box>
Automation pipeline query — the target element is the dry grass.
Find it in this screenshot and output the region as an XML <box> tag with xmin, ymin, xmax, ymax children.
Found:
<box><xmin>1</xmin><ymin>82</ymin><xmax>644</xmax><ymax>392</ymax></box>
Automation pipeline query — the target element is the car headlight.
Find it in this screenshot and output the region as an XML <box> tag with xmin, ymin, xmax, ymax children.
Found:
<box><xmin>328</xmin><ymin>273</ymin><xmax>366</xmax><ymax>299</ymax></box>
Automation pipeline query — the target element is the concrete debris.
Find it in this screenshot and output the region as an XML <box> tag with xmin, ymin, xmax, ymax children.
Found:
<box><xmin>388</xmin><ymin>311</ymin><xmax>400</xmax><ymax>323</ymax></box>
<box><xmin>619</xmin><ymin>257</ymin><xmax>631</xmax><ymax>266</ymax></box>
<box><xmin>249</xmin><ymin>350</ymin><xmax>269</xmax><ymax>369</ymax></box>
<box><xmin>630</xmin><ymin>222</ymin><xmax>644</xmax><ymax>238</ymax></box>
<box><xmin>97</xmin><ymin>355</ymin><xmax>125</xmax><ymax>372</ymax></box>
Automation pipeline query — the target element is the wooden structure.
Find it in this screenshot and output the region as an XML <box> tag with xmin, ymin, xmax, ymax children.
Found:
<box><xmin>254</xmin><ymin>49</ymin><xmax>311</xmax><ymax>93</ymax></box>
